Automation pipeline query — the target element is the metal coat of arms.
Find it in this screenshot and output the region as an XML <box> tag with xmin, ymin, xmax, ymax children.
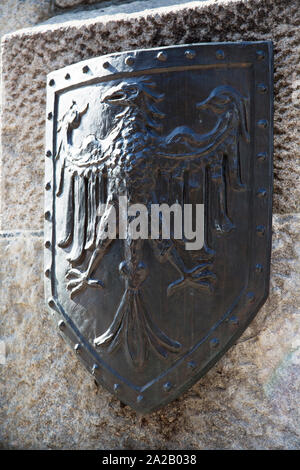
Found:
<box><xmin>45</xmin><ymin>41</ymin><xmax>273</xmax><ymax>413</ymax></box>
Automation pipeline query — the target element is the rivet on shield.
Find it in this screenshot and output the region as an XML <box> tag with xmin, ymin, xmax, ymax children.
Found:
<box><xmin>185</xmin><ymin>50</ymin><xmax>196</xmax><ymax>60</ymax></box>
<box><xmin>48</xmin><ymin>298</ymin><xmax>55</xmax><ymax>309</ymax></box>
<box><xmin>256</xmin><ymin>225</ymin><xmax>265</xmax><ymax>236</ymax></box>
<box><xmin>58</xmin><ymin>320</ymin><xmax>65</xmax><ymax>330</ymax></box>
<box><xmin>256</xmin><ymin>50</ymin><xmax>265</xmax><ymax>60</ymax></box>
<box><xmin>157</xmin><ymin>51</ymin><xmax>167</xmax><ymax>62</ymax></box>
<box><xmin>216</xmin><ymin>50</ymin><xmax>225</xmax><ymax>60</ymax></box>
<box><xmin>257</xmin><ymin>83</ymin><xmax>268</xmax><ymax>93</ymax></box>
<box><xmin>255</xmin><ymin>263</ymin><xmax>264</xmax><ymax>272</ymax></box>
<box><xmin>125</xmin><ymin>56</ymin><xmax>135</xmax><ymax>66</ymax></box>
<box><xmin>246</xmin><ymin>292</ymin><xmax>255</xmax><ymax>303</ymax></box>
<box><xmin>257</xmin><ymin>188</ymin><xmax>267</xmax><ymax>198</ymax></box>
<box><xmin>210</xmin><ymin>338</ymin><xmax>219</xmax><ymax>348</ymax></box>
<box><xmin>45</xmin><ymin>268</ymin><xmax>51</xmax><ymax>277</ymax></box>
<box><xmin>163</xmin><ymin>382</ymin><xmax>172</xmax><ymax>392</ymax></box>
<box><xmin>257</xmin><ymin>119</ymin><xmax>268</xmax><ymax>129</ymax></box>
<box><xmin>187</xmin><ymin>360</ymin><xmax>196</xmax><ymax>370</ymax></box>
<box><xmin>229</xmin><ymin>316</ymin><xmax>239</xmax><ymax>326</ymax></box>
<box><xmin>257</xmin><ymin>152</ymin><xmax>267</xmax><ymax>161</ymax></box>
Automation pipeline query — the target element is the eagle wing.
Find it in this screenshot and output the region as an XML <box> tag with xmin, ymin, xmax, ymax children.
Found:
<box><xmin>56</xmin><ymin>134</ymin><xmax>107</xmax><ymax>265</ymax></box>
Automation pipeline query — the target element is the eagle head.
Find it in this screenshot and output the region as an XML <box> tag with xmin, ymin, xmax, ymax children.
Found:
<box><xmin>101</xmin><ymin>77</ymin><xmax>165</xmax><ymax>107</ymax></box>
<box><xmin>197</xmin><ymin>86</ymin><xmax>243</xmax><ymax>114</ymax></box>
<box><xmin>102</xmin><ymin>80</ymin><xmax>141</xmax><ymax>106</ymax></box>
<box><xmin>197</xmin><ymin>85</ymin><xmax>249</xmax><ymax>142</ymax></box>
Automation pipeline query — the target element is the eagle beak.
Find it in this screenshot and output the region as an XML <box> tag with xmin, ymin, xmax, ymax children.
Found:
<box><xmin>196</xmin><ymin>98</ymin><xmax>210</xmax><ymax>110</ymax></box>
<box><xmin>102</xmin><ymin>90</ymin><xmax>128</xmax><ymax>105</ymax></box>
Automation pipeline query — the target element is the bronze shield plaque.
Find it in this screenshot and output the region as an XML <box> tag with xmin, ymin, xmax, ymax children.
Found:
<box><xmin>45</xmin><ymin>41</ymin><xmax>273</xmax><ymax>413</ymax></box>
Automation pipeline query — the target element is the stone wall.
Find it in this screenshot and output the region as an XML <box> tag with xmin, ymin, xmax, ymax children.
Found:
<box><xmin>0</xmin><ymin>0</ymin><xmax>299</xmax><ymax>449</ymax></box>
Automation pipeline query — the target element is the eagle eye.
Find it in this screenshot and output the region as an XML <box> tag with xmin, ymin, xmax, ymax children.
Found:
<box><xmin>126</xmin><ymin>85</ymin><xmax>138</xmax><ymax>93</ymax></box>
<box><xmin>218</xmin><ymin>95</ymin><xmax>231</xmax><ymax>105</ymax></box>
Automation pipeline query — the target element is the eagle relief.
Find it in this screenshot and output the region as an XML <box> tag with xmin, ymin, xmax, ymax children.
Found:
<box><xmin>45</xmin><ymin>42</ymin><xmax>273</xmax><ymax>413</ymax></box>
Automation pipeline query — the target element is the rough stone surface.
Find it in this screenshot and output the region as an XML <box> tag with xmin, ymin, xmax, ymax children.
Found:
<box><xmin>0</xmin><ymin>214</ymin><xmax>299</xmax><ymax>450</ymax></box>
<box><xmin>55</xmin><ymin>0</ymin><xmax>116</xmax><ymax>8</ymax></box>
<box><xmin>0</xmin><ymin>1</ymin><xmax>142</xmax><ymax>38</ymax></box>
<box><xmin>0</xmin><ymin>1</ymin><xmax>52</xmax><ymax>38</ymax></box>
<box><xmin>47</xmin><ymin>0</ymin><xmax>209</xmax><ymax>23</ymax></box>
<box><xmin>1</xmin><ymin>0</ymin><xmax>300</xmax><ymax>230</ymax></box>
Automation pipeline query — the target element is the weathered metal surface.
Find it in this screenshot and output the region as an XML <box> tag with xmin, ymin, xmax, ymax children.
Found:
<box><xmin>45</xmin><ymin>41</ymin><xmax>273</xmax><ymax>413</ymax></box>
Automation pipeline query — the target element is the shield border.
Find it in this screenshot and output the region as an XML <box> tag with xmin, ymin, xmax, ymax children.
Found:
<box><xmin>44</xmin><ymin>41</ymin><xmax>273</xmax><ymax>413</ymax></box>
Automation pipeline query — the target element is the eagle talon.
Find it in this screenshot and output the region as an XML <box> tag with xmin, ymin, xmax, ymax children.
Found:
<box><xmin>167</xmin><ymin>262</ymin><xmax>216</xmax><ymax>296</ymax></box>
<box><xmin>215</xmin><ymin>217</ymin><xmax>235</xmax><ymax>234</ymax></box>
<box><xmin>66</xmin><ymin>268</ymin><xmax>104</xmax><ymax>298</ymax></box>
